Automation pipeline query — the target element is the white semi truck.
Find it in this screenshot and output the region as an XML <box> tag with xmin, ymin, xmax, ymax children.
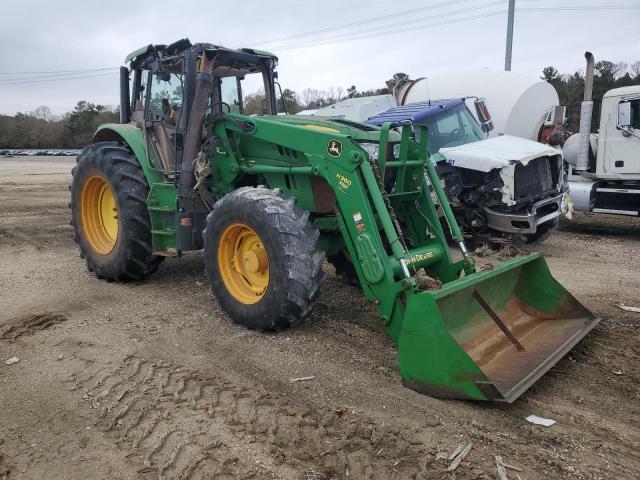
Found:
<box><xmin>563</xmin><ymin>52</ymin><xmax>640</xmax><ymax>216</ymax></box>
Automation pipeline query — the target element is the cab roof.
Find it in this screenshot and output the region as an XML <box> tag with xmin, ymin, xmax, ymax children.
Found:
<box><xmin>125</xmin><ymin>38</ymin><xmax>277</xmax><ymax>65</ymax></box>
<box><xmin>367</xmin><ymin>98</ymin><xmax>465</xmax><ymax>126</ymax></box>
<box><xmin>603</xmin><ymin>85</ymin><xmax>640</xmax><ymax>99</ymax></box>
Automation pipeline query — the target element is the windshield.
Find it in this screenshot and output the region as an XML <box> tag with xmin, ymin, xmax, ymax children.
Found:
<box><xmin>216</xmin><ymin>70</ymin><xmax>272</xmax><ymax>115</ymax></box>
<box><xmin>220</xmin><ymin>77</ymin><xmax>242</xmax><ymax>113</ymax></box>
<box><xmin>419</xmin><ymin>104</ymin><xmax>486</xmax><ymax>154</ymax></box>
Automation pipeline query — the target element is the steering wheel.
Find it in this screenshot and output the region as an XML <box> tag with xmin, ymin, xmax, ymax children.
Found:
<box><xmin>450</xmin><ymin>128</ymin><xmax>462</xmax><ymax>135</ymax></box>
<box><xmin>211</xmin><ymin>101</ymin><xmax>231</xmax><ymax>113</ymax></box>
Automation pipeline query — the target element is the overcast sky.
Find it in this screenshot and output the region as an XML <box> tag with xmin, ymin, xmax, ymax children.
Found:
<box><xmin>0</xmin><ymin>0</ymin><xmax>638</xmax><ymax>115</ymax></box>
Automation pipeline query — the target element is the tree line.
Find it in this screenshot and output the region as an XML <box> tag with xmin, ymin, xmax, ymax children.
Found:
<box><xmin>2</xmin><ymin>61</ymin><xmax>639</xmax><ymax>149</ymax></box>
<box><xmin>0</xmin><ymin>102</ymin><xmax>119</xmax><ymax>149</ymax></box>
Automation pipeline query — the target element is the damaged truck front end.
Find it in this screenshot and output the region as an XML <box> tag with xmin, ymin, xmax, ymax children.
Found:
<box><xmin>438</xmin><ymin>134</ymin><xmax>565</xmax><ymax>243</ymax></box>
<box><xmin>368</xmin><ymin>99</ymin><xmax>566</xmax><ymax>244</ymax></box>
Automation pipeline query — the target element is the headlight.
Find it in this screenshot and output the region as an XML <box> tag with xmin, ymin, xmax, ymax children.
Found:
<box><xmin>359</xmin><ymin>143</ymin><xmax>403</xmax><ymax>161</ymax></box>
<box><xmin>393</xmin><ymin>143</ymin><xmax>401</xmax><ymax>159</ymax></box>
<box><xmin>359</xmin><ymin>143</ymin><xmax>379</xmax><ymax>161</ymax></box>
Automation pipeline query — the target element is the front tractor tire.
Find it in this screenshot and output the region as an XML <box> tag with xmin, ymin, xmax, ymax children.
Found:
<box><xmin>203</xmin><ymin>187</ymin><xmax>325</xmax><ymax>331</ymax></box>
<box><xmin>70</xmin><ymin>142</ymin><xmax>163</xmax><ymax>281</ymax></box>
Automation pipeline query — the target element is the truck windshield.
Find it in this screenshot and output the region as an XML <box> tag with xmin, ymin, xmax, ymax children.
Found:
<box><xmin>420</xmin><ymin>104</ymin><xmax>486</xmax><ymax>154</ymax></box>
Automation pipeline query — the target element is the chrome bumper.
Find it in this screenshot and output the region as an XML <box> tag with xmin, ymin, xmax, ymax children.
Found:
<box><xmin>483</xmin><ymin>194</ymin><xmax>562</xmax><ymax>234</ymax></box>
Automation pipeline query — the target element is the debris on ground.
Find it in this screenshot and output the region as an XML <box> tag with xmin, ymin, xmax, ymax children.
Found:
<box><xmin>4</xmin><ymin>357</ymin><xmax>19</xmax><ymax>365</ymax></box>
<box><xmin>447</xmin><ymin>442</ymin><xmax>472</xmax><ymax>471</ymax></box>
<box><xmin>617</xmin><ymin>304</ymin><xmax>640</xmax><ymax>313</ymax></box>
<box><xmin>496</xmin><ymin>456</ymin><xmax>523</xmax><ymax>479</ymax></box>
<box><xmin>289</xmin><ymin>376</ymin><xmax>315</xmax><ymax>383</ymax></box>
<box><xmin>301</xmin><ymin>469</ymin><xmax>326</xmax><ymax>480</ymax></box>
<box><xmin>480</xmin><ymin>262</ymin><xmax>495</xmax><ymax>272</ymax></box>
<box><xmin>474</xmin><ymin>243</ymin><xmax>494</xmax><ymax>257</ymax></box>
<box><xmin>612</xmin><ymin>370</ymin><xmax>623</xmax><ymax>375</ymax></box>
<box><xmin>497</xmin><ymin>243</ymin><xmax>523</xmax><ymax>260</ymax></box>
<box><xmin>496</xmin><ymin>456</ymin><xmax>509</xmax><ymax>480</ymax></box>
<box><xmin>526</xmin><ymin>414</ymin><xmax>556</xmax><ymax>426</ymax></box>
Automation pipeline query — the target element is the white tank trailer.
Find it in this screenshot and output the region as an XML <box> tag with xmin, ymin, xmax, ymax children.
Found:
<box><xmin>393</xmin><ymin>69</ymin><xmax>565</xmax><ymax>142</ymax></box>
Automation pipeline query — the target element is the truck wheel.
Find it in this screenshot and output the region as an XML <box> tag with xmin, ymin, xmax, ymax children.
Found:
<box><xmin>203</xmin><ymin>187</ymin><xmax>325</xmax><ymax>331</ymax></box>
<box><xmin>520</xmin><ymin>217</ymin><xmax>559</xmax><ymax>244</ymax></box>
<box><xmin>70</xmin><ymin>142</ymin><xmax>164</xmax><ymax>281</ymax></box>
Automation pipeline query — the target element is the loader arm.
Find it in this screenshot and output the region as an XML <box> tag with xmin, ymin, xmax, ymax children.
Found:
<box><xmin>205</xmin><ymin>113</ymin><xmax>599</xmax><ymax>402</ymax></box>
<box><xmin>208</xmin><ymin>115</ymin><xmax>468</xmax><ymax>333</ymax></box>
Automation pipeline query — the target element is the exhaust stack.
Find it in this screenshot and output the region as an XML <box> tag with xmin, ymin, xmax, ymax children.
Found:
<box><xmin>576</xmin><ymin>51</ymin><xmax>594</xmax><ymax>171</ymax></box>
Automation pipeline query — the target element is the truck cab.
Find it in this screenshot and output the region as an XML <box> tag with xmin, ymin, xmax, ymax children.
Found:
<box><xmin>595</xmin><ymin>87</ymin><xmax>640</xmax><ymax>178</ymax></box>
<box><xmin>564</xmin><ymin>85</ymin><xmax>640</xmax><ymax>215</ymax></box>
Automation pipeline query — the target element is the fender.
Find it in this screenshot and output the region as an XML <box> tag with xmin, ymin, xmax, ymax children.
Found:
<box><xmin>94</xmin><ymin>123</ymin><xmax>178</xmax><ymax>255</ymax></box>
<box><xmin>94</xmin><ymin>123</ymin><xmax>165</xmax><ymax>186</ymax></box>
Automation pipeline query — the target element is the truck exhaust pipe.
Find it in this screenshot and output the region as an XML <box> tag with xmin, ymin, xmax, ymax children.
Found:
<box><xmin>576</xmin><ymin>51</ymin><xmax>594</xmax><ymax>171</ymax></box>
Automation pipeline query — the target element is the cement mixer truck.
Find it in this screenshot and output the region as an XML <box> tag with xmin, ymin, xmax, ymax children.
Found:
<box><xmin>563</xmin><ymin>52</ymin><xmax>640</xmax><ymax>216</ymax></box>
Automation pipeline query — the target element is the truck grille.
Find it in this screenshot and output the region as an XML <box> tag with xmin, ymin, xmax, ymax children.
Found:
<box><xmin>514</xmin><ymin>157</ymin><xmax>554</xmax><ymax>200</ymax></box>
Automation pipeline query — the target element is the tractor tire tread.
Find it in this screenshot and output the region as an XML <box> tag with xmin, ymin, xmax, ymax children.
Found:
<box><xmin>203</xmin><ymin>187</ymin><xmax>324</xmax><ymax>331</ymax></box>
<box><xmin>70</xmin><ymin>141</ymin><xmax>164</xmax><ymax>281</ymax></box>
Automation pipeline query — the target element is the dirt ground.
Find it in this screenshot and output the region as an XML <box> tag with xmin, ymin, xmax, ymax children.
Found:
<box><xmin>1</xmin><ymin>156</ymin><xmax>639</xmax><ymax>480</ymax></box>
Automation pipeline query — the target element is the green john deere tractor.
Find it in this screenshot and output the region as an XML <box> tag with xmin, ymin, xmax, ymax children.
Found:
<box><xmin>70</xmin><ymin>39</ymin><xmax>598</xmax><ymax>402</ymax></box>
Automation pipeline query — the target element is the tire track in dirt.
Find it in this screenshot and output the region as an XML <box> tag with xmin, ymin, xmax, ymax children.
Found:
<box><xmin>0</xmin><ymin>312</ymin><xmax>67</xmax><ymax>340</ymax></box>
<box><xmin>75</xmin><ymin>354</ymin><xmax>442</xmax><ymax>480</ymax></box>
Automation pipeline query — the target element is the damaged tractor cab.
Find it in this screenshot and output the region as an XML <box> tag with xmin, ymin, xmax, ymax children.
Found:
<box><xmin>70</xmin><ymin>39</ymin><xmax>598</xmax><ymax>402</ymax></box>
<box><xmin>368</xmin><ymin>99</ymin><xmax>566</xmax><ymax>244</ymax></box>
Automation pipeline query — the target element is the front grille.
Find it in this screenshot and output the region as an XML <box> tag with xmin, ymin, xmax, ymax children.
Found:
<box><xmin>514</xmin><ymin>157</ymin><xmax>554</xmax><ymax>199</ymax></box>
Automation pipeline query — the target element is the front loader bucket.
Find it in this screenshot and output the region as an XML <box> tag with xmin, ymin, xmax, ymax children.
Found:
<box><xmin>397</xmin><ymin>253</ymin><xmax>599</xmax><ymax>402</ymax></box>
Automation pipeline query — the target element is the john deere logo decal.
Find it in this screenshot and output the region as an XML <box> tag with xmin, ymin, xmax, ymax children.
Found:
<box><xmin>328</xmin><ymin>139</ymin><xmax>342</xmax><ymax>157</ymax></box>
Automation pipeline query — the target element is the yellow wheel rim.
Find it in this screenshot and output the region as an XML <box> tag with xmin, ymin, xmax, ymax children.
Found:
<box><xmin>81</xmin><ymin>176</ymin><xmax>118</xmax><ymax>255</ymax></box>
<box><xmin>218</xmin><ymin>223</ymin><xmax>269</xmax><ymax>304</ymax></box>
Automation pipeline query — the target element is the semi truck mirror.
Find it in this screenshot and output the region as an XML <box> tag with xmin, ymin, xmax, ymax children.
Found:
<box><xmin>474</xmin><ymin>98</ymin><xmax>494</xmax><ymax>133</ymax></box>
<box><xmin>548</xmin><ymin>105</ymin><xmax>566</xmax><ymax>125</ymax></box>
<box><xmin>618</xmin><ymin>101</ymin><xmax>632</xmax><ymax>129</ymax></box>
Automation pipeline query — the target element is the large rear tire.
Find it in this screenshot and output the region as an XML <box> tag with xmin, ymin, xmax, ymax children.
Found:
<box><xmin>203</xmin><ymin>187</ymin><xmax>324</xmax><ymax>331</ymax></box>
<box><xmin>70</xmin><ymin>142</ymin><xmax>164</xmax><ymax>281</ymax></box>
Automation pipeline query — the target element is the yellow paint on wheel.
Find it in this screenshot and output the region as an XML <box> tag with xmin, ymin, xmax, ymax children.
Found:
<box><xmin>81</xmin><ymin>176</ymin><xmax>118</xmax><ymax>255</ymax></box>
<box><xmin>218</xmin><ymin>223</ymin><xmax>269</xmax><ymax>304</ymax></box>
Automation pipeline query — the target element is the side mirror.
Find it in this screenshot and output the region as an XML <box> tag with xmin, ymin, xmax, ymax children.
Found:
<box><xmin>618</xmin><ymin>101</ymin><xmax>632</xmax><ymax>128</ymax></box>
<box><xmin>617</xmin><ymin>101</ymin><xmax>640</xmax><ymax>139</ymax></box>
<box><xmin>474</xmin><ymin>98</ymin><xmax>494</xmax><ymax>133</ymax></box>
<box><xmin>546</xmin><ymin>105</ymin><xmax>566</xmax><ymax>125</ymax></box>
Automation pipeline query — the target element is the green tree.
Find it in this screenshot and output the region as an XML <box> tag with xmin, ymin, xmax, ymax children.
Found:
<box><xmin>279</xmin><ymin>88</ymin><xmax>302</xmax><ymax>114</ymax></box>
<box><xmin>63</xmin><ymin>101</ymin><xmax>118</xmax><ymax>147</ymax></box>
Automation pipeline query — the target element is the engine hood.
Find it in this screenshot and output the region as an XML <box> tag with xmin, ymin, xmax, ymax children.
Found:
<box><xmin>263</xmin><ymin>114</ymin><xmax>400</xmax><ymax>142</ymax></box>
<box><xmin>438</xmin><ymin>135</ymin><xmax>560</xmax><ymax>172</ymax></box>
